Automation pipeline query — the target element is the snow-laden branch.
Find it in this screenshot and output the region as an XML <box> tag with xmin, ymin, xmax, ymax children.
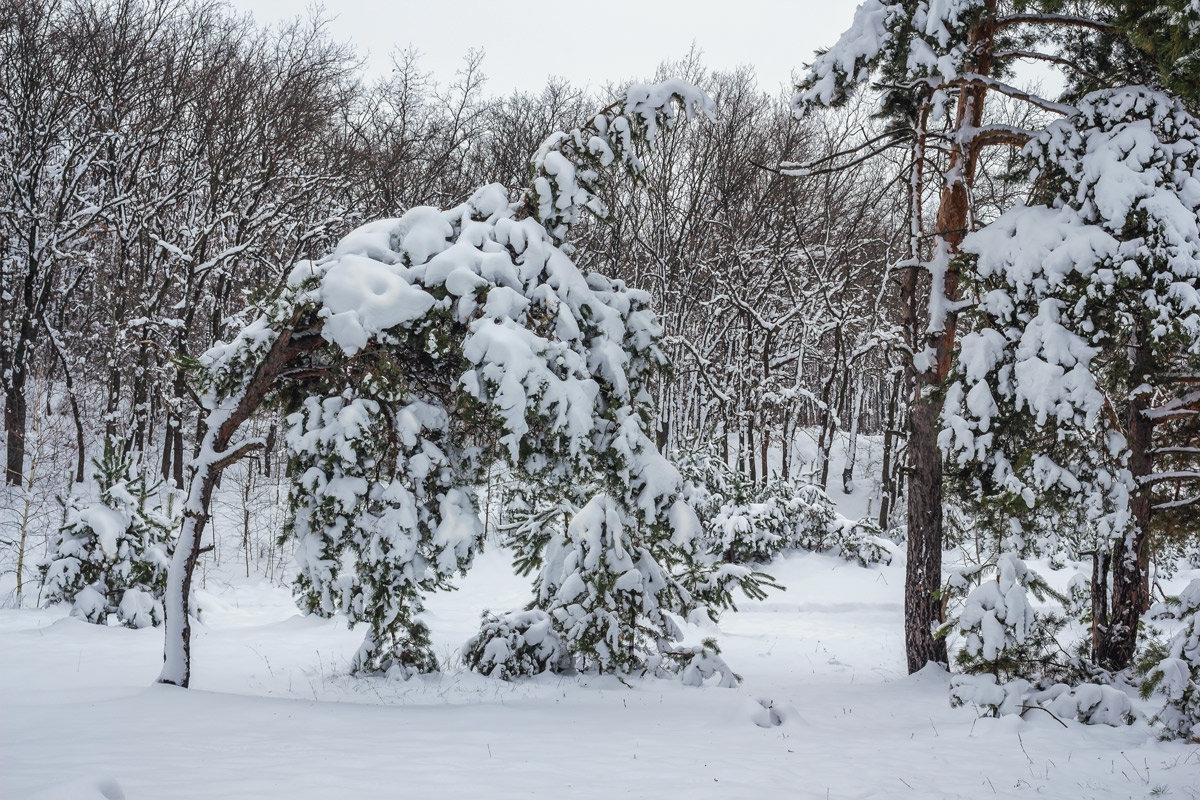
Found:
<box><xmin>994</xmin><ymin>13</ymin><xmax>1116</xmax><ymax>34</ymax></box>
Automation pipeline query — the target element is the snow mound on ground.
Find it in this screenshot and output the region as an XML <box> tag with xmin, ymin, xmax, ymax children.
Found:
<box><xmin>25</xmin><ymin>777</ymin><xmax>125</xmax><ymax>800</ymax></box>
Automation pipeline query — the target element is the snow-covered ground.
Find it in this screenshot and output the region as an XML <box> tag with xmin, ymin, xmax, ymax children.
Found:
<box><xmin>3</xmin><ymin>436</ymin><xmax>1198</xmax><ymax>799</ymax></box>
<box><xmin>4</xmin><ymin>548</ymin><xmax>1199</xmax><ymax>798</ymax></box>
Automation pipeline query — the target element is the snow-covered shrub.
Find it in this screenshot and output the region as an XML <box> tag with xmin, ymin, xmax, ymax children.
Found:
<box><xmin>482</xmin><ymin>472</ymin><xmax>771</xmax><ymax>680</ymax></box>
<box><xmin>462</xmin><ymin>609</ymin><xmax>570</xmax><ymax>680</ymax></box>
<box><xmin>950</xmin><ymin>674</ymin><xmax>1134</xmax><ymax>726</ymax></box>
<box><xmin>783</xmin><ymin>483</ymin><xmax>891</xmax><ymax>567</ymax></box>
<box><xmin>1036</xmin><ymin>683</ymin><xmax>1135</xmax><ymax>727</ymax></box>
<box><xmin>1141</xmin><ymin>579</ymin><xmax>1200</xmax><ymax>740</ymax></box>
<box><xmin>708</xmin><ymin>496</ymin><xmax>790</xmax><ymax>563</ymax></box>
<box><xmin>674</xmin><ymin>443</ymin><xmax>749</xmax><ymax>527</ymax></box>
<box><xmin>943</xmin><ymin>547</ymin><xmax>1133</xmax><ymax>726</ymax></box>
<box><xmin>676</xmin><ymin>444</ymin><xmax>782</xmax><ymax>562</ymax></box>
<box><xmin>41</xmin><ymin>441</ymin><xmax>172</xmax><ymax>627</ymax></box>
<box><xmin>675</xmin><ymin>443</ymin><xmax>890</xmax><ymax>567</ymax></box>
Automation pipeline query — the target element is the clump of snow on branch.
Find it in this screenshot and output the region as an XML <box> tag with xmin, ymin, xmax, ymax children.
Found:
<box><xmin>950</xmin><ymin>673</ymin><xmax>1135</xmax><ymax>726</ymax></box>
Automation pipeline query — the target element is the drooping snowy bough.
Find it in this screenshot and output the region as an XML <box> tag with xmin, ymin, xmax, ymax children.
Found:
<box><xmin>157</xmin><ymin>82</ymin><xmax>766</xmax><ymax>687</ymax></box>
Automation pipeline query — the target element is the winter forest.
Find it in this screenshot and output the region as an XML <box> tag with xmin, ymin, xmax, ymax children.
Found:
<box><xmin>2</xmin><ymin>0</ymin><xmax>1200</xmax><ymax>797</ymax></box>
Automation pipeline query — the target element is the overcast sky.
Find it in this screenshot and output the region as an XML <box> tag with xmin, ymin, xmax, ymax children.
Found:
<box><xmin>230</xmin><ymin>1</ymin><xmax>858</xmax><ymax>95</ymax></box>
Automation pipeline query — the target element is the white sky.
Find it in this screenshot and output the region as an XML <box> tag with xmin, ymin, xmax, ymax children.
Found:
<box><xmin>230</xmin><ymin>1</ymin><xmax>859</xmax><ymax>95</ymax></box>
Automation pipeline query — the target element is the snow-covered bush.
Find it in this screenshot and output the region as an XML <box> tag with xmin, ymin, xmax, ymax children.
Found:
<box><xmin>462</xmin><ymin>609</ymin><xmax>571</xmax><ymax>680</ymax></box>
<box><xmin>943</xmin><ymin>546</ymin><xmax>1133</xmax><ymax>726</ymax></box>
<box><xmin>781</xmin><ymin>483</ymin><xmax>891</xmax><ymax>567</ymax></box>
<box><xmin>950</xmin><ymin>674</ymin><xmax>1134</xmax><ymax>726</ymax></box>
<box><xmin>533</xmin><ymin>494</ymin><xmax>694</xmax><ymax>673</ymax></box>
<box><xmin>42</xmin><ymin>441</ymin><xmax>173</xmax><ymax>627</ymax></box>
<box><xmin>675</xmin><ymin>445</ymin><xmax>776</xmax><ymax>562</ymax></box>
<box><xmin>1141</xmin><ymin>579</ymin><xmax>1200</xmax><ymax>740</ymax></box>
<box><xmin>675</xmin><ymin>443</ymin><xmax>891</xmax><ymax>567</ymax></box>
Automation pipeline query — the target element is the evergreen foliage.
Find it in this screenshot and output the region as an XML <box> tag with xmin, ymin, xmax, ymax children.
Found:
<box><xmin>1141</xmin><ymin>579</ymin><xmax>1200</xmax><ymax>741</ymax></box>
<box><xmin>41</xmin><ymin>439</ymin><xmax>173</xmax><ymax>627</ymax></box>
<box><xmin>944</xmin><ymin>87</ymin><xmax>1200</xmax><ymax>538</ymax></box>
<box><xmin>182</xmin><ymin>82</ymin><xmax>777</xmax><ymax>681</ymax></box>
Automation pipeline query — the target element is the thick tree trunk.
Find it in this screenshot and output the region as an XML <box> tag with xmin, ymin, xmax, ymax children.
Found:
<box><xmin>904</xmin><ymin>385</ymin><xmax>950</xmax><ymax>672</ymax></box>
<box><xmin>901</xmin><ymin>7</ymin><xmax>993</xmax><ymax>674</ymax></box>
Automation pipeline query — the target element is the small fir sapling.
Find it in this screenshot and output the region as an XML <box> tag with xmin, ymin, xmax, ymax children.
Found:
<box><xmin>1141</xmin><ymin>579</ymin><xmax>1200</xmax><ymax>741</ymax></box>
<box><xmin>42</xmin><ymin>439</ymin><xmax>173</xmax><ymax>627</ymax></box>
<box><xmin>944</xmin><ymin>538</ymin><xmax>1134</xmax><ymax>725</ymax></box>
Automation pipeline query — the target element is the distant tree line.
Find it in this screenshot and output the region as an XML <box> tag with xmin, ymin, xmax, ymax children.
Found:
<box><xmin>0</xmin><ymin>0</ymin><xmax>909</xmax><ymax>568</ymax></box>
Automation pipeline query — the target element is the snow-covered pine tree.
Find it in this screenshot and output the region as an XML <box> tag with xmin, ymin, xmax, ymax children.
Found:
<box><xmin>795</xmin><ymin>0</ymin><xmax>1197</xmax><ymax>674</ymax></box>
<box><xmin>463</xmin><ymin>438</ymin><xmax>772</xmax><ymax>682</ymax></box>
<box><xmin>42</xmin><ymin>439</ymin><xmax>172</xmax><ymax>627</ymax></box>
<box><xmin>793</xmin><ymin>0</ymin><xmax>1034</xmax><ymax>673</ymax></box>
<box><xmin>943</xmin><ymin>87</ymin><xmax>1200</xmax><ymax>671</ymax></box>
<box><xmin>159</xmin><ymin>81</ymin><xmax>771</xmax><ymax>688</ymax></box>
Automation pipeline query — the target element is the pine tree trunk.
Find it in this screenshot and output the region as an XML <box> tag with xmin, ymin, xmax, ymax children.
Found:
<box><xmin>904</xmin><ymin>385</ymin><xmax>949</xmax><ymax>672</ymax></box>
<box><xmin>1095</xmin><ymin>330</ymin><xmax>1155</xmax><ymax>671</ymax></box>
<box><xmin>159</xmin><ymin>324</ymin><xmax>321</xmax><ymax>687</ymax></box>
<box><xmin>900</xmin><ymin>5</ymin><xmax>994</xmax><ymax>674</ymax></box>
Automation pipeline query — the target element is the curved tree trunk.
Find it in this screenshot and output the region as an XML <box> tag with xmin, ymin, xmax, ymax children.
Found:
<box><xmin>159</xmin><ymin>324</ymin><xmax>320</xmax><ymax>687</ymax></box>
